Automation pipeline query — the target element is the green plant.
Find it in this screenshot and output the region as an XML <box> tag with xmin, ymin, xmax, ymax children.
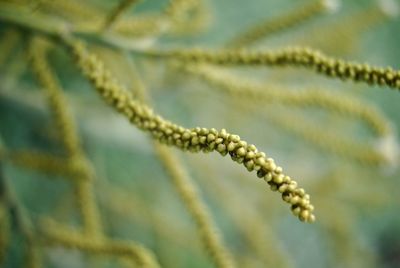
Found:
<box><xmin>0</xmin><ymin>0</ymin><xmax>399</xmax><ymax>267</ymax></box>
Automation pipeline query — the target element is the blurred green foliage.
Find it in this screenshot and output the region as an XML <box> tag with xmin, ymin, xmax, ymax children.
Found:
<box><xmin>1</xmin><ymin>0</ymin><xmax>400</xmax><ymax>267</ymax></box>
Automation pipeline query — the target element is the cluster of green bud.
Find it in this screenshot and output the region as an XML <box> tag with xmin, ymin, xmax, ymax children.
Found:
<box><xmin>71</xmin><ymin>40</ymin><xmax>315</xmax><ymax>222</ymax></box>
<box><xmin>148</xmin><ymin>46</ymin><xmax>400</xmax><ymax>91</ymax></box>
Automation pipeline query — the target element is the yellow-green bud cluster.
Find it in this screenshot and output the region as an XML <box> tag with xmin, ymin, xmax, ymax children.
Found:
<box><xmin>149</xmin><ymin>46</ymin><xmax>400</xmax><ymax>91</ymax></box>
<box><xmin>71</xmin><ymin>40</ymin><xmax>315</xmax><ymax>222</ymax></box>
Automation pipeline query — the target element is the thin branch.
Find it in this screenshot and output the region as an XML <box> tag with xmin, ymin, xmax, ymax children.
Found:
<box><xmin>227</xmin><ymin>0</ymin><xmax>330</xmax><ymax>47</ymax></box>
<box><xmin>102</xmin><ymin>0</ymin><xmax>142</xmax><ymax>32</ymax></box>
